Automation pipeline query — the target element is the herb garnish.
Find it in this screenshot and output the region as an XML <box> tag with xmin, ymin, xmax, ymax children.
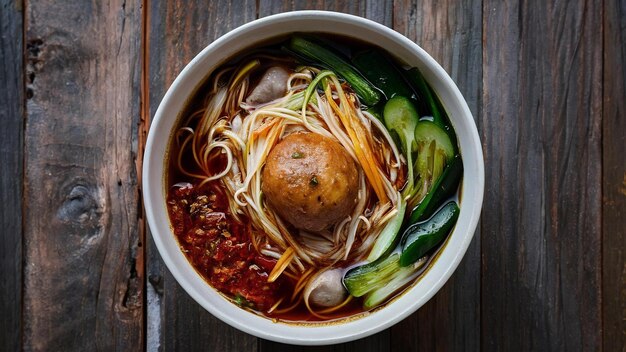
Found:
<box><xmin>234</xmin><ymin>294</ymin><xmax>254</xmax><ymax>308</ymax></box>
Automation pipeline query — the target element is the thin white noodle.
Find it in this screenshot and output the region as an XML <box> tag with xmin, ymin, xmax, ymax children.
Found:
<box><xmin>180</xmin><ymin>64</ymin><xmax>405</xmax><ymax>281</ymax></box>
<box><xmin>260</xmin><ymin>249</ymin><xmax>282</xmax><ymax>259</ymax></box>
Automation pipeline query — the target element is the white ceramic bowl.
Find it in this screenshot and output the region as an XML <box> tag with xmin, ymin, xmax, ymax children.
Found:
<box><xmin>144</xmin><ymin>10</ymin><xmax>484</xmax><ymax>345</ymax></box>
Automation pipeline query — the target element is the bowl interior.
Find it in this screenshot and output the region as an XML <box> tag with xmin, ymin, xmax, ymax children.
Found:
<box><xmin>143</xmin><ymin>10</ymin><xmax>484</xmax><ymax>345</ymax></box>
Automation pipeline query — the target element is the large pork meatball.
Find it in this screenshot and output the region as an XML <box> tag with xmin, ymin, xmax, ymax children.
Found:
<box><xmin>261</xmin><ymin>132</ymin><xmax>359</xmax><ymax>232</ymax></box>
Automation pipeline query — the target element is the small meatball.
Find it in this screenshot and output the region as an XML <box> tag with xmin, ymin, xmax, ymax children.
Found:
<box><xmin>307</xmin><ymin>269</ymin><xmax>348</xmax><ymax>308</ymax></box>
<box><xmin>246</xmin><ymin>66</ymin><xmax>290</xmax><ymax>104</ymax></box>
<box><xmin>261</xmin><ymin>132</ymin><xmax>358</xmax><ymax>232</ymax></box>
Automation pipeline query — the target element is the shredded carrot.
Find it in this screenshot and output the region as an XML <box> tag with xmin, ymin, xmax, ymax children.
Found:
<box><xmin>267</xmin><ymin>297</ymin><xmax>285</xmax><ymax>314</ymax></box>
<box><xmin>252</xmin><ymin>117</ymin><xmax>279</xmax><ymax>137</ymax></box>
<box><xmin>325</xmin><ymin>83</ymin><xmax>389</xmax><ymax>204</ymax></box>
<box><xmin>318</xmin><ymin>295</ymin><xmax>353</xmax><ymax>314</ymax></box>
<box><xmin>305</xmin><ymin>293</ymin><xmax>354</xmax><ymax>320</ymax></box>
<box><xmin>268</xmin><ymin>247</ymin><xmax>294</xmax><ymax>283</ymax></box>
<box><xmin>281</xmin><ymin>270</ymin><xmax>299</xmax><ymax>281</ymax></box>
<box><xmin>291</xmin><ymin>267</ymin><xmax>315</xmax><ymax>301</ymax></box>
<box><xmin>271</xmin><ymin>297</ymin><xmax>302</xmax><ymax>315</ymax></box>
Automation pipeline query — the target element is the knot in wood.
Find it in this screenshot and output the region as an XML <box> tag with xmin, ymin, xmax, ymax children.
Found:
<box><xmin>57</xmin><ymin>184</ymin><xmax>102</xmax><ymax>228</ymax></box>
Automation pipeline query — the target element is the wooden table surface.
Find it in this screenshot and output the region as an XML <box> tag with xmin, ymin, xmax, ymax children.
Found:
<box><xmin>1</xmin><ymin>0</ymin><xmax>624</xmax><ymax>351</ymax></box>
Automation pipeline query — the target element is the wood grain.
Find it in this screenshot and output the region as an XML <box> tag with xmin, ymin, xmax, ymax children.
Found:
<box><xmin>146</xmin><ymin>1</ymin><xmax>259</xmax><ymax>351</ymax></box>
<box><xmin>482</xmin><ymin>0</ymin><xmax>602</xmax><ymax>350</ymax></box>
<box><xmin>603</xmin><ymin>0</ymin><xmax>626</xmax><ymax>350</ymax></box>
<box><xmin>0</xmin><ymin>0</ymin><xmax>23</xmax><ymax>351</ymax></box>
<box><xmin>8</xmin><ymin>0</ymin><xmax>620</xmax><ymax>350</ymax></box>
<box><xmin>22</xmin><ymin>0</ymin><xmax>144</xmax><ymax>350</ymax></box>
<box><xmin>258</xmin><ymin>0</ymin><xmax>364</xmax><ymax>16</ymax></box>
<box><xmin>392</xmin><ymin>0</ymin><xmax>483</xmax><ymax>350</ymax></box>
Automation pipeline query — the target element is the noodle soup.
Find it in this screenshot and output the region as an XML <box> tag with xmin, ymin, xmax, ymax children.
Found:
<box><xmin>165</xmin><ymin>33</ymin><xmax>462</xmax><ymax>323</ymax></box>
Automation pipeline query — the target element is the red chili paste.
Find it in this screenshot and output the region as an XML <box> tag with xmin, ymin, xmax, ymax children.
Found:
<box><xmin>167</xmin><ymin>182</ymin><xmax>289</xmax><ymax>311</ymax></box>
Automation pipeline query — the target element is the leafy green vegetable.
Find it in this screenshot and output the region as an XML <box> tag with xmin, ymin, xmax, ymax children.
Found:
<box><xmin>352</xmin><ymin>49</ymin><xmax>414</xmax><ymax>100</ymax></box>
<box><xmin>363</xmin><ymin>264</ymin><xmax>420</xmax><ymax>308</ymax></box>
<box><xmin>233</xmin><ymin>294</ymin><xmax>254</xmax><ymax>308</ymax></box>
<box><xmin>405</xmin><ymin>67</ymin><xmax>457</xmax><ymax>151</ymax></box>
<box><xmin>288</xmin><ymin>36</ymin><xmax>381</xmax><ymax>105</ymax></box>
<box><xmin>367</xmin><ymin>197</ymin><xmax>406</xmax><ymax>262</ymax></box>
<box><xmin>410</xmin><ymin>120</ymin><xmax>455</xmax><ymax>208</ymax></box>
<box><xmin>302</xmin><ymin>70</ymin><xmax>335</xmax><ymax>109</ymax></box>
<box><xmin>344</xmin><ymin>250</ymin><xmax>428</xmax><ymax>309</ymax></box>
<box><xmin>409</xmin><ymin>155</ymin><xmax>463</xmax><ymax>224</ymax></box>
<box><xmin>345</xmin><ymin>202</ymin><xmax>459</xmax><ymax>308</ymax></box>
<box><xmin>344</xmin><ymin>253</ymin><xmax>402</xmax><ymax>297</ymax></box>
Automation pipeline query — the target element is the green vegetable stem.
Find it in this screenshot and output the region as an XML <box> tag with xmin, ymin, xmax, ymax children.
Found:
<box><xmin>287</xmin><ymin>35</ymin><xmax>381</xmax><ymax>106</ymax></box>
<box><xmin>367</xmin><ymin>197</ymin><xmax>406</xmax><ymax>262</ymax></box>
<box><xmin>409</xmin><ymin>120</ymin><xmax>455</xmax><ymax>208</ymax></box>
<box><xmin>405</xmin><ymin>67</ymin><xmax>457</xmax><ymax>150</ymax></box>
<box><xmin>383</xmin><ymin>96</ymin><xmax>419</xmax><ymax>197</ymax></box>
<box><xmin>409</xmin><ymin>155</ymin><xmax>463</xmax><ymax>224</ymax></box>
<box><xmin>344</xmin><ymin>253</ymin><xmax>402</xmax><ymax>298</ymax></box>
<box><xmin>343</xmin><ymin>201</ymin><xmax>459</xmax><ymax>309</ymax></box>
<box><xmin>352</xmin><ymin>49</ymin><xmax>415</xmax><ymax>100</ymax></box>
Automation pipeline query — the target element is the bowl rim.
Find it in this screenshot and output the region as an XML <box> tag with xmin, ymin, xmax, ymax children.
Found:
<box><xmin>143</xmin><ymin>10</ymin><xmax>484</xmax><ymax>345</ymax></box>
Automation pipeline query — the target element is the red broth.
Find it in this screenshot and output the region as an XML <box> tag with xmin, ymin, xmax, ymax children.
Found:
<box><xmin>167</xmin><ymin>182</ymin><xmax>290</xmax><ymax>312</ymax></box>
<box><xmin>166</xmin><ymin>180</ymin><xmax>368</xmax><ymax>322</ymax></box>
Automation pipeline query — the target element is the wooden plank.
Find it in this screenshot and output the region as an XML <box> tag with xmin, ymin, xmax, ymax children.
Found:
<box><xmin>146</xmin><ymin>1</ymin><xmax>259</xmax><ymax>351</ymax></box>
<box><xmin>0</xmin><ymin>0</ymin><xmax>23</xmax><ymax>351</ymax></box>
<box><xmin>481</xmin><ymin>0</ymin><xmax>602</xmax><ymax>350</ymax></box>
<box><xmin>602</xmin><ymin>0</ymin><xmax>626</xmax><ymax>350</ymax></box>
<box><xmin>258</xmin><ymin>336</ymin><xmax>389</xmax><ymax>352</ymax></box>
<box><xmin>256</xmin><ymin>2</ymin><xmax>392</xmax><ymax>351</ymax></box>
<box><xmin>391</xmin><ymin>0</ymin><xmax>482</xmax><ymax>350</ymax></box>
<box><xmin>22</xmin><ymin>1</ymin><xmax>144</xmax><ymax>350</ymax></box>
<box><xmin>258</xmin><ymin>0</ymin><xmax>364</xmax><ymax>17</ymax></box>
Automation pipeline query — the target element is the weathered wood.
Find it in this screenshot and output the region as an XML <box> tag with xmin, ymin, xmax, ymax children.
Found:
<box><xmin>603</xmin><ymin>0</ymin><xmax>626</xmax><ymax>350</ymax></box>
<box><xmin>258</xmin><ymin>336</ymin><xmax>390</xmax><ymax>352</ymax></box>
<box><xmin>146</xmin><ymin>1</ymin><xmax>259</xmax><ymax>351</ymax></box>
<box><xmin>258</xmin><ymin>0</ymin><xmax>364</xmax><ymax>17</ymax></box>
<box><xmin>0</xmin><ymin>0</ymin><xmax>23</xmax><ymax>351</ymax></box>
<box><xmin>391</xmin><ymin>1</ymin><xmax>482</xmax><ymax>350</ymax></box>
<box><xmin>481</xmin><ymin>0</ymin><xmax>602</xmax><ymax>350</ymax></box>
<box><xmin>22</xmin><ymin>0</ymin><xmax>144</xmax><ymax>350</ymax></box>
<box><xmin>10</xmin><ymin>0</ymin><xmax>623</xmax><ymax>350</ymax></box>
